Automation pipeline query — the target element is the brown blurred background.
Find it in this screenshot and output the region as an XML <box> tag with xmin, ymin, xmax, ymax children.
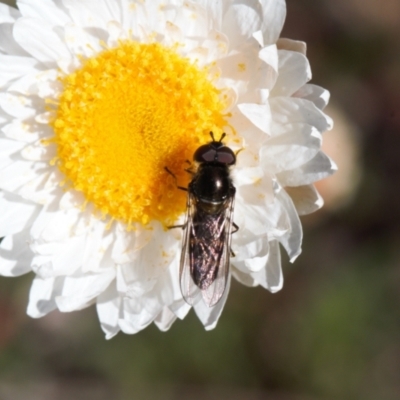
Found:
<box><xmin>1</xmin><ymin>0</ymin><xmax>400</xmax><ymax>399</ymax></box>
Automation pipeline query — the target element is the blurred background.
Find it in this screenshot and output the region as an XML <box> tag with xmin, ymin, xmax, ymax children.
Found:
<box><xmin>1</xmin><ymin>0</ymin><xmax>399</xmax><ymax>399</ymax></box>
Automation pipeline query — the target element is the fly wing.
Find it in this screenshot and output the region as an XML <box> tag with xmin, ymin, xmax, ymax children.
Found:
<box><xmin>201</xmin><ymin>193</ymin><xmax>235</xmax><ymax>307</ymax></box>
<box><xmin>179</xmin><ymin>191</ymin><xmax>202</xmax><ymax>305</ymax></box>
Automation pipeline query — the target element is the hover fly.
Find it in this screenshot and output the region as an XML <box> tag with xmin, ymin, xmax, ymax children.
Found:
<box><xmin>167</xmin><ymin>132</ymin><xmax>237</xmax><ymax>307</ymax></box>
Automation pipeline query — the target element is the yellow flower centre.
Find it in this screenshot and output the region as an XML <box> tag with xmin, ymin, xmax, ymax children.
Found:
<box><xmin>52</xmin><ymin>42</ymin><xmax>227</xmax><ymax>227</ymax></box>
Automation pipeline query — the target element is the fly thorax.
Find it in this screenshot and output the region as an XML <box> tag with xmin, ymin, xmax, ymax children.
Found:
<box><xmin>192</xmin><ymin>164</ymin><xmax>231</xmax><ymax>204</ymax></box>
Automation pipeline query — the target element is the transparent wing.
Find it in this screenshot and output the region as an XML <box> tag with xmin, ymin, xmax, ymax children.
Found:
<box><xmin>179</xmin><ymin>191</ymin><xmax>202</xmax><ymax>305</ymax></box>
<box><xmin>201</xmin><ymin>193</ymin><xmax>235</xmax><ymax>307</ymax></box>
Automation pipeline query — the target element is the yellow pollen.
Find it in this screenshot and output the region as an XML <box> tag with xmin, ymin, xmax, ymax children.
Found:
<box><xmin>52</xmin><ymin>42</ymin><xmax>227</xmax><ymax>228</ymax></box>
<box><xmin>238</xmin><ymin>63</ymin><xmax>246</xmax><ymax>72</ymax></box>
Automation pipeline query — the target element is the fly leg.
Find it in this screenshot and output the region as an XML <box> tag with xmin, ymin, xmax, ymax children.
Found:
<box><xmin>184</xmin><ymin>160</ymin><xmax>196</xmax><ymax>176</ymax></box>
<box><xmin>232</xmin><ymin>222</ymin><xmax>239</xmax><ymax>234</ymax></box>
<box><xmin>164</xmin><ymin>167</ymin><xmax>189</xmax><ymax>230</ymax></box>
<box><xmin>164</xmin><ymin>167</ymin><xmax>188</xmax><ymax>192</ymax></box>
<box><xmin>167</xmin><ymin>222</ymin><xmax>187</xmax><ymax>230</ymax></box>
<box><xmin>230</xmin><ymin>222</ymin><xmax>239</xmax><ymax>257</ymax></box>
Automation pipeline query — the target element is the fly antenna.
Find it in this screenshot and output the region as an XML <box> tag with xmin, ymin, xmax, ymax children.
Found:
<box><xmin>209</xmin><ymin>131</ymin><xmax>226</xmax><ymax>143</ymax></box>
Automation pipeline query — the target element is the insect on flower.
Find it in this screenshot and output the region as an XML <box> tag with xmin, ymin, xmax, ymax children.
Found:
<box><xmin>167</xmin><ymin>132</ymin><xmax>237</xmax><ymax>307</ymax></box>
<box><xmin>0</xmin><ymin>0</ymin><xmax>335</xmax><ymax>336</ymax></box>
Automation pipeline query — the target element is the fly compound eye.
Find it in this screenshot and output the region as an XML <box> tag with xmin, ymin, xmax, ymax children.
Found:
<box><xmin>216</xmin><ymin>147</ymin><xmax>236</xmax><ymax>165</ymax></box>
<box><xmin>193</xmin><ymin>144</ymin><xmax>217</xmax><ymax>163</ymax></box>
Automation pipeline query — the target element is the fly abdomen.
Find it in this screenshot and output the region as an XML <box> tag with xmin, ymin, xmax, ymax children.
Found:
<box><xmin>189</xmin><ymin>210</ymin><xmax>225</xmax><ymax>289</ymax></box>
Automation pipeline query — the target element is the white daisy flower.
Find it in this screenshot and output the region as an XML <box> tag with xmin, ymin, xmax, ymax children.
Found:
<box><xmin>0</xmin><ymin>0</ymin><xmax>335</xmax><ymax>338</ymax></box>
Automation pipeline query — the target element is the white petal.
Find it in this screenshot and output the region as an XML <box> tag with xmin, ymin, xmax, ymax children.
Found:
<box><xmin>271</xmin><ymin>50</ymin><xmax>311</xmax><ymax>97</ymax></box>
<box><xmin>119</xmin><ymin>316</ymin><xmax>153</xmax><ymax>334</ymax></box>
<box><xmin>59</xmin><ymin>190</ymin><xmax>85</xmax><ymax>210</ymax></box>
<box><xmin>261</xmin><ymin>124</ymin><xmax>322</xmax><ymax>173</ymax></box>
<box><xmin>233</xmin><ymin>202</ymin><xmax>270</xmax><ymax>238</ymax></box>
<box><xmin>63</xmin><ymin>23</ymin><xmax>104</xmax><ymax>58</ymax></box>
<box><xmin>236</xmin><ymin>170</ymin><xmax>274</xmax><ymax>209</ymax></box>
<box><xmin>66</xmin><ymin>212</ymin><xmax>99</xmax><ymax>251</ymax></box>
<box><xmin>270</xmin><ymin>97</ymin><xmax>332</xmax><ymax>135</ymax></box>
<box><xmin>35</xmin><ymin>70</ymin><xmax>63</xmax><ymax>99</ymax></box>
<box><xmin>285</xmin><ymin>185</ymin><xmax>324</xmax><ymax>216</ymax></box>
<box><xmin>84</xmin><ymin>224</ymin><xmax>114</xmax><ymax>263</ymax></box>
<box><xmin>258</xmin><ymin>43</ymin><xmax>278</xmax><ymax>73</ymax></box>
<box><xmin>277</xmin><ymin>38</ymin><xmax>307</xmax><ymax>55</ymax></box>
<box><xmin>96</xmin><ymin>283</ymin><xmax>121</xmax><ymax>339</ymax></box>
<box><xmin>251</xmin><ymin>239</ymin><xmax>283</xmax><ymax>292</ymax></box>
<box><xmin>231</xmin><ymin>267</ymin><xmax>256</xmax><ymax>287</ymax></box>
<box><xmin>293</xmin><ymin>84</ymin><xmax>331</xmax><ymax>111</ymax></box>
<box><xmin>21</xmin><ymin>140</ymin><xmax>56</xmax><ymax>161</ymax></box>
<box><xmin>0</xmin><ymin>161</ymin><xmax>59</xmax><ymax>205</ymax></box>
<box><xmin>233</xmin><ymin>166</ymin><xmax>264</xmax><ymax>186</ymax></box>
<box><xmin>173</xmin><ymin>2</ymin><xmax>208</xmax><ymax>38</ymax></box>
<box><xmin>0</xmin><ymin>23</ymin><xmax>30</xmax><ymax>56</ymax></box>
<box><xmin>158</xmin><ymin>258</ymin><xmax>185</xmax><ymax>306</ymax></box>
<box><xmin>193</xmin><ymin>275</ymin><xmax>231</xmax><ymax>330</ymax></box>
<box><xmin>112</xmin><ymin>225</ymin><xmax>153</xmax><ymax>264</ymax></box>
<box><xmin>62</xmin><ymin>0</ymin><xmax>122</xmax><ymax>28</ymax></box>
<box><xmin>17</xmin><ymin>0</ymin><xmax>71</xmax><ymax>25</ymax></box>
<box><xmin>13</xmin><ymin>17</ymin><xmax>71</xmax><ymax>66</ymax></box>
<box><xmin>119</xmin><ymin>297</ymin><xmax>159</xmax><ymax>334</ymax></box>
<box><xmin>0</xmin><ymin>159</ymin><xmax>49</xmax><ymax>193</ymax></box>
<box><xmin>154</xmin><ymin>307</ymin><xmax>177</xmax><ymax>332</ymax></box>
<box><xmin>106</xmin><ymin>20</ymin><xmax>127</xmax><ymax>47</ymax></box>
<box><xmin>234</xmin><ymin>234</ymin><xmax>270</xmax><ymax>273</ymax></box>
<box><xmin>27</xmin><ymin>275</ymin><xmax>64</xmax><ymax>318</ymax></box>
<box><xmin>260</xmin><ymin>0</ymin><xmax>286</xmax><ymax>45</ymax></box>
<box><xmin>239</xmin><ymin>179</ymin><xmax>293</xmax><ymax>242</ymax></box>
<box><xmin>55</xmin><ymin>270</ymin><xmax>115</xmax><ymax>312</ymax></box>
<box><xmin>31</xmin><ymin>216</ymin><xmax>104</xmax><ymax>276</ymax></box>
<box><xmin>277</xmin><ymin>152</ymin><xmax>337</xmax><ymax>186</ymax></box>
<box><xmin>202</xmin><ymin>30</ymin><xmax>229</xmax><ymax>61</ymax></box>
<box><xmin>222</xmin><ymin>2</ymin><xmax>262</xmax><ymax>45</ymax></box>
<box><xmin>217</xmin><ymin>46</ymin><xmax>260</xmax><ymax>91</ymax></box>
<box><xmin>0</xmin><ymin>230</ymin><xmax>33</xmax><ymax>277</ymax></box>
<box><xmin>0</xmin><ymin>191</ymin><xmax>39</xmax><ymax>236</ymax></box>
<box><xmin>0</xmin><ymin>92</ymin><xmax>42</xmax><ymax>119</ymax></box>
<box><xmin>244</xmin><ymin>239</ymin><xmax>270</xmax><ymax>272</ymax></box>
<box><xmin>238</xmin><ymin>103</ymin><xmax>271</xmax><ymax>134</ymax></box>
<box><xmin>111</xmin><ymin>0</ymin><xmax>148</xmax><ymax>39</ymax></box>
<box><xmin>0</xmin><ymin>137</ymin><xmax>25</xmax><ymax>163</ymax></box>
<box><xmin>2</xmin><ymin>119</ymin><xmax>49</xmax><ymax>143</ymax></box>
<box><xmin>16</xmin><ymin>169</ymin><xmax>62</xmax><ymax>205</ymax></box>
<box><xmin>252</xmin><ymin>29</ymin><xmax>264</xmax><ymax>47</ymax></box>
<box><xmin>30</xmin><ymin>199</ymin><xmax>64</xmax><ymax>241</ymax></box>
<box><xmin>116</xmin><ymin>223</ymin><xmax>179</xmax><ymax>281</ymax></box>
<box><xmin>81</xmin><ymin>222</ymin><xmax>115</xmax><ymax>273</ymax></box>
<box><xmin>194</xmin><ymin>0</ymin><xmax>224</xmax><ymax>31</ymax></box>
<box><xmin>35</xmin><ymin>111</ymin><xmax>56</xmax><ymax>125</ymax></box>
<box><xmin>117</xmin><ymin>264</ymin><xmax>156</xmax><ymax>295</ymax></box>
<box><xmin>0</xmin><ymin>3</ymin><xmax>20</xmax><ymax>23</ymax></box>
<box><xmin>32</xmin><ymin>236</ymin><xmax>86</xmax><ymax>276</ymax></box>
<box><xmin>56</xmin><ymin>54</ymin><xmax>81</xmax><ymax>75</ymax></box>
<box><xmin>109</xmin><ymin>0</ymin><xmax>138</xmax><ymax>32</ymax></box>
<box><xmin>0</xmin><ymin>108</ymin><xmax>10</xmax><ymax>125</ymax></box>
<box><xmin>275</xmin><ymin>187</ymin><xmax>302</xmax><ymax>261</ymax></box>
<box><xmin>233</xmin><ymin>232</ymin><xmax>266</xmax><ymax>262</ymax></box>
<box><xmin>169</xmin><ymin>299</ymin><xmax>191</xmax><ymax>320</ymax></box>
<box><xmin>264</xmin><ymin>204</ymin><xmax>290</xmax><ymax>241</ymax></box>
<box><xmin>124</xmin><ymin>290</ymin><xmax>161</xmax><ymax>316</ymax></box>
